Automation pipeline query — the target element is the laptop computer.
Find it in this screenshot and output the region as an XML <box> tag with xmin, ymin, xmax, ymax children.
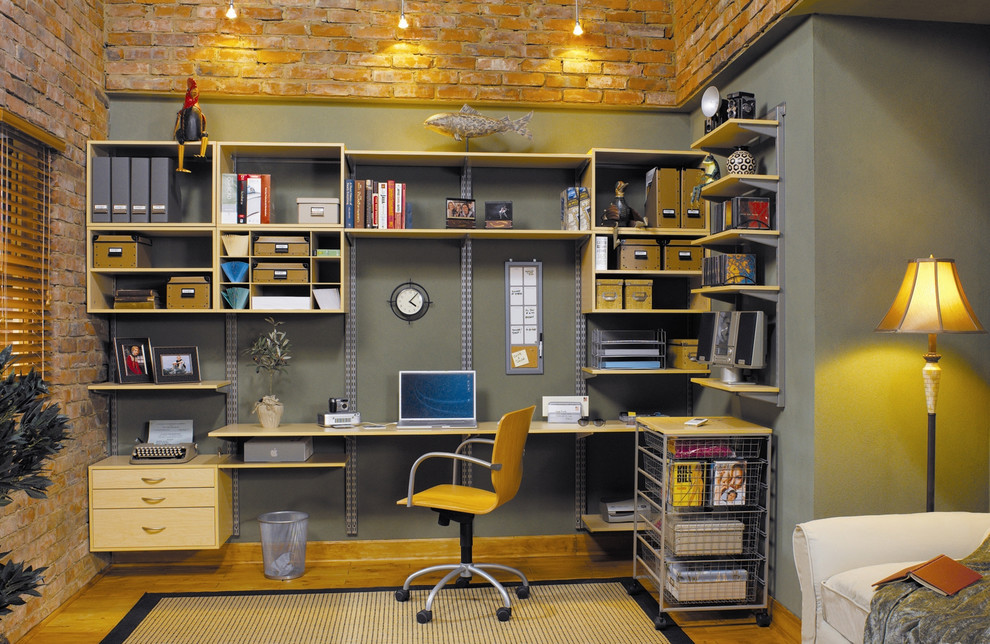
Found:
<box><xmin>397</xmin><ymin>370</ymin><xmax>477</xmax><ymax>429</ymax></box>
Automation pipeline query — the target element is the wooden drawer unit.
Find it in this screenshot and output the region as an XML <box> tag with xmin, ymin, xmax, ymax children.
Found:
<box><xmin>88</xmin><ymin>455</ymin><xmax>232</xmax><ymax>552</ymax></box>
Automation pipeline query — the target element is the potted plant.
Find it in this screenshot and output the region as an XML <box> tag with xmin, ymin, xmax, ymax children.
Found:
<box><xmin>244</xmin><ymin>317</ymin><xmax>292</xmax><ymax>428</ymax></box>
<box><xmin>0</xmin><ymin>345</ymin><xmax>70</xmax><ymax>635</ymax></box>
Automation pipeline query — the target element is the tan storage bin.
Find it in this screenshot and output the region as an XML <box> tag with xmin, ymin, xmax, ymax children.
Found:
<box><xmin>618</xmin><ymin>239</ymin><xmax>661</xmax><ymax>270</ymax></box>
<box><xmin>297</xmin><ymin>198</ymin><xmax>341</xmax><ymax>226</ymax></box>
<box><xmin>595</xmin><ymin>279</ymin><xmax>623</xmax><ymax>310</ymax></box>
<box><xmin>253</xmin><ymin>236</ymin><xmax>310</xmax><ymax>257</ymax></box>
<box><xmin>623</xmin><ymin>279</ymin><xmax>653</xmax><ymax>309</ymax></box>
<box><xmin>664</xmin><ymin>519</ymin><xmax>744</xmax><ymax>556</ymax></box>
<box><xmin>93</xmin><ymin>235</ymin><xmax>151</xmax><ymax>268</ymax></box>
<box><xmin>253</xmin><ymin>262</ymin><xmax>309</xmax><ymax>283</ymax></box>
<box><xmin>668</xmin><ymin>338</ymin><xmax>699</xmax><ymax>369</ymax></box>
<box><xmin>166</xmin><ymin>276</ymin><xmax>210</xmax><ymax>309</ymax></box>
<box><xmin>664</xmin><ymin>241</ymin><xmax>703</xmax><ymax>270</ymax></box>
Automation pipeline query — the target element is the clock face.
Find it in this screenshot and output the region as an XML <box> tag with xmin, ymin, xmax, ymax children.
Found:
<box><xmin>390</xmin><ymin>282</ymin><xmax>430</xmax><ymax>321</ymax></box>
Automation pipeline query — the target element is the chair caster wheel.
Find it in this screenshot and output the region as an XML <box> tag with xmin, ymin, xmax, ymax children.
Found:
<box><xmin>454</xmin><ymin>576</ymin><xmax>471</xmax><ymax>588</ymax></box>
<box><xmin>496</xmin><ymin>606</ymin><xmax>512</xmax><ymax>622</ymax></box>
<box><xmin>394</xmin><ymin>588</ymin><xmax>409</xmax><ymax>602</ymax></box>
<box><xmin>416</xmin><ymin>609</ymin><xmax>433</xmax><ymax>624</ymax></box>
<box><xmin>515</xmin><ymin>585</ymin><xmax>530</xmax><ymax>600</ymax></box>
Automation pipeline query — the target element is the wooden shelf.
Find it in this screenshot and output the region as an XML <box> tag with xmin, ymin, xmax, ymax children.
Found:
<box><xmin>692</xmin><ymin>119</ymin><xmax>780</xmax><ymax>151</ymax></box>
<box><xmin>690</xmin><ymin>378</ymin><xmax>780</xmax><ymax>395</ymax></box>
<box><xmin>217</xmin><ymin>453</ymin><xmax>348</xmax><ymax>469</ymax></box>
<box><xmin>584</xmin><ymin>307</ymin><xmax>710</xmax><ymax>315</ymax></box>
<box><xmin>693</xmin><ymin>228</ymin><xmax>779</xmax><ymax>248</ymax></box>
<box><xmin>88</xmin><ymin>380</ymin><xmax>231</xmax><ymax>392</ymax></box>
<box><xmin>346</xmin><ymin>228</ymin><xmax>590</xmax><ymax>241</ymax></box>
<box><xmin>700</xmin><ymin>174</ymin><xmax>779</xmax><ymax>199</ymax></box>
<box><xmin>582</xmin><ymin>367</ymin><xmax>710</xmax><ymax>377</ymax></box>
<box><xmin>581</xmin><ymin>514</ymin><xmax>634</xmax><ymax>533</ymax></box>
<box><xmin>692</xmin><ymin>285</ymin><xmax>780</xmax><ymax>302</ymax></box>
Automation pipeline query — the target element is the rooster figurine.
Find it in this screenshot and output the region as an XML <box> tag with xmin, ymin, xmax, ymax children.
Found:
<box><xmin>600</xmin><ymin>180</ymin><xmax>646</xmax><ymax>227</ymax></box>
<box><xmin>173</xmin><ymin>78</ymin><xmax>208</xmax><ymax>173</ymax></box>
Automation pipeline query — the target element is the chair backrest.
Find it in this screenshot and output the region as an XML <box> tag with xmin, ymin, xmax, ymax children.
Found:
<box><xmin>488</xmin><ymin>405</ymin><xmax>535</xmax><ymax>510</ymax></box>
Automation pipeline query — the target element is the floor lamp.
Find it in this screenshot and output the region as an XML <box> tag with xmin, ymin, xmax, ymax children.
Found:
<box><xmin>875</xmin><ymin>256</ymin><xmax>985</xmax><ymax>512</ymax></box>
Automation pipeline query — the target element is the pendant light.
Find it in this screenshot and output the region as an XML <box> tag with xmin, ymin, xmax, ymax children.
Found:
<box><xmin>573</xmin><ymin>0</ymin><xmax>583</xmax><ymax>35</ymax></box>
<box><xmin>398</xmin><ymin>0</ymin><xmax>409</xmax><ymax>29</ymax></box>
<box><xmin>225</xmin><ymin>0</ymin><xmax>237</xmax><ymax>19</ymax></box>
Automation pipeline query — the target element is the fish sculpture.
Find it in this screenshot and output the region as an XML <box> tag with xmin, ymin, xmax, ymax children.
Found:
<box><xmin>424</xmin><ymin>105</ymin><xmax>533</xmax><ymax>142</ymax></box>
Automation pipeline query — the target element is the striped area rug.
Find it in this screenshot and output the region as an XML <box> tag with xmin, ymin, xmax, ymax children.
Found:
<box><xmin>102</xmin><ymin>579</ymin><xmax>693</xmax><ymax>644</ymax></box>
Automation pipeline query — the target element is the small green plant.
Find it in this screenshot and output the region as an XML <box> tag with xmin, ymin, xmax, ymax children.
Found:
<box><xmin>244</xmin><ymin>317</ymin><xmax>292</xmax><ymax>408</ymax></box>
<box><xmin>0</xmin><ymin>345</ymin><xmax>70</xmax><ymax>622</ymax></box>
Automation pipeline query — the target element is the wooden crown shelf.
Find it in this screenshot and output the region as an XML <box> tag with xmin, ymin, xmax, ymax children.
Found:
<box><xmin>88</xmin><ymin>380</ymin><xmax>232</xmax><ymax>392</ymax></box>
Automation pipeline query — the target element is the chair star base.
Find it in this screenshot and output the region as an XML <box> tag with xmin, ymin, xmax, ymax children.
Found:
<box><xmin>395</xmin><ymin>560</ymin><xmax>530</xmax><ymax>623</ymax></box>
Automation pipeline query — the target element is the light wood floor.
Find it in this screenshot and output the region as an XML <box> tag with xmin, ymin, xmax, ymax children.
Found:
<box><xmin>20</xmin><ymin>535</ymin><xmax>800</xmax><ymax>643</ymax></box>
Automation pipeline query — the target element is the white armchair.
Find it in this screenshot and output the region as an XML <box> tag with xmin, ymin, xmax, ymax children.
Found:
<box><xmin>792</xmin><ymin>512</ymin><xmax>990</xmax><ymax>643</ymax></box>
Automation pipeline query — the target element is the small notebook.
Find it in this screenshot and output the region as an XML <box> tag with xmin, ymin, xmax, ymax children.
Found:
<box><xmin>873</xmin><ymin>554</ymin><xmax>982</xmax><ymax>596</ymax></box>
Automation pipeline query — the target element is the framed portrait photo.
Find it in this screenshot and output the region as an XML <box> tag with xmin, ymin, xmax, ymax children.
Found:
<box><xmin>445</xmin><ymin>197</ymin><xmax>476</xmax><ymax>229</ymax></box>
<box><xmin>114</xmin><ymin>338</ymin><xmax>154</xmax><ymax>384</ymax></box>
<box><xmin>152</xmin><ymin>346</ymin><xmax>201</xmax><ymax>384</ymax></box>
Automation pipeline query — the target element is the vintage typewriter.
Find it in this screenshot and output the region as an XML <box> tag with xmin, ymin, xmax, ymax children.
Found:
<box><xmin>129</xmin><ymin>442</ymin><xmax>198</xmax><ymax>465</ymax></box>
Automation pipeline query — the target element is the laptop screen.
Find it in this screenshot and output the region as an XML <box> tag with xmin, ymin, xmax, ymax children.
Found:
<box><xmin>398</xmin><ymin>370</ymin><xmax>477</xmax><ymax>428</ymax></box>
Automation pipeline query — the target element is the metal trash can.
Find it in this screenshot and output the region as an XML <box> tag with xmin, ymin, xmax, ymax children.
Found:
<box><xmin>258</xmin><ymin>511</ymin><xmax>308</xmax><ymax>580</ymax></box>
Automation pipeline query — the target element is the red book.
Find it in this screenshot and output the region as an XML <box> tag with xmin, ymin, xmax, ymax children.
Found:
<box><xmin>873</xmin><ymin>554</ymin><xmax>982</xmax><ymax>596</ymax></box>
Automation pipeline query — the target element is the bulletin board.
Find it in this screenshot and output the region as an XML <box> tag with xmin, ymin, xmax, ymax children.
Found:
<box><xmin>504</xmin><ymin>261</ymin><xmax>543</xmax><ymax>374</ymax></box>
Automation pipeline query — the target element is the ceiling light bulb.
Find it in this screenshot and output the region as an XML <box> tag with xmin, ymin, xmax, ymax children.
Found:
<box><xmin>573</xmin><ymin>20</ymin><xmax>583</xmax><ymax>36</ymax></box>
<box><xmin>398</xmin><ymin>13</ymin><xmax>409</xmax><ymax>29</ymax></box>
<box><xmin>225</xmin><ymin>0</ymin><xmax>237</xmax><ymax>19</ymax></box>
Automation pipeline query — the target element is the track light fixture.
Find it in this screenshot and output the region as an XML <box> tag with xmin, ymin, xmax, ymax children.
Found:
<box><xmin>225</xmin><ymin>0</ymin><xmax>237</xmax><ymax>19</ymax></box>
<box><xmin>573</xmin><ymin>0</ymin><xmax>583</xmax><ymax>35</ymax></box>
<box><xmin>398</xmin><ymin>0</ymin><xmax>409</xmax><ymax>29</ymax></box>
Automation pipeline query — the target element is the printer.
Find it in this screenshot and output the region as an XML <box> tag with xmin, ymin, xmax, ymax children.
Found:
<box><xmin>600</xmin><ymin>497</ymin><xmax>649</xmax><ymax>523</ymax></box>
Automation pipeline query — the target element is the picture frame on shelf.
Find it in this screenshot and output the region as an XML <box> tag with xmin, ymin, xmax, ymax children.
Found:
<box><xmin>445</xmin><ymin>197</ymin><xmax>475</xmax><ymax>229</ymax></box>
<box><xmin>484</xmin><ymin>201</ymin><xmax>513</xmax><ymax>228</ymax></box>
<box><xmin>152</xmin><ymin>346</ymin><xmax>201</xmax><ymax>384</ymax></box>
<box><xmin>114</xmin><ymin>338</ymin><xmax>154</xmax><ymax>384</ymax></box>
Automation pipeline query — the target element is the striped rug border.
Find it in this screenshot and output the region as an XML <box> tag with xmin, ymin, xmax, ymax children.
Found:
<box><xmin>101</xmin><ymin>578</ymin><xmax>693</xmax><ymax>644</ymax></box>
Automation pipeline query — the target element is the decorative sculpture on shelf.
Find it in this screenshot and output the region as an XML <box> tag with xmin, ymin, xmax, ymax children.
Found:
<box><xmin>173</xmin><ymin>77</ymin><xmax>208</xmax><ymax>173</ymax></box>
<box><xmin>424</xmin><ymin>105</ymin><xmax>533</xmax><ymax>150</ymax></box>
<box><xmin>599</xmin><ymin>180</ymin><xmax>645</xmax><ymax>227</ymax></box>
<box><xmin>691</xmin><ymin>154</ymin><xmax>721</xmax><ymax>204</ymax></box>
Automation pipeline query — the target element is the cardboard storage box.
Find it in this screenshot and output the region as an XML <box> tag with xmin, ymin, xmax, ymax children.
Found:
<box><xmin>253</xmin><ymin>236</ymin><xmax>310</xmax><ymax>257</ymax></box>
<box><xmin>664</xmin><ymin>519</ymin><xmax>744</xmax><ymax>556</ymax></box>
<box><xmin>668</xmin><ymin>338</ymin><xmax>699</xmax><ymax>369</ymax></box>
<box><xmin>623</xmin><ymin>279</ymin><xmax>653</xmax><ymax>309</ymax></box>
<box><xmin>166</xmin><ymin>276</ymin><xmax>210</xmax><ymax>309</ymax></box>
<box><xmin>664</xmin><ymin>241</ymin><xmax>703</xmax><ymax>271</ymax></box>
<box><xmin>618</xmin><ymin>239</ymin><xmax>661</xmax><ymax>270</ymax></box>
<box><xmin>644</xmin><ymin>167</ymin><xmax>681</xmax><ymax>228</ymax></box>
<box><xmin>680</xmin><ymin>167</ymin><xmax>708</xmax><ymax>229</ymax></box>
<box><xmin>253</xmin><ymin>262</ymin><xmax>309</xmax><ymax>283</ymax></box>
<box><xmin>297</xmin><ymin>198</ymin><xmax>341</xmax><ymax>226</ymax></box>
<box><xmin>596</xmin><ymin>279</ymin><xmax>623</xmax><ymax>310</ymax></box>
<box><xmin>244</xmin><ymin>437</ymin><xmax>313</xmax><ymax>463</ymax></box>
<box><xmin>665</xmin><ymin>563</ymin><xmax>748</xmax><ymax>602</ymax></box>
<box><xmin>93</xmin><ymin>235</ymin><xmax>151</xmax><ymax>268</ymax></box>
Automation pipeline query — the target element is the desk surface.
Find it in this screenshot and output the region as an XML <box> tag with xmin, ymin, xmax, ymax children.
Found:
<box><xmin>209</xmin><ymin>419</ymin><xmax>635</xmax><ymax>439</ymax></box>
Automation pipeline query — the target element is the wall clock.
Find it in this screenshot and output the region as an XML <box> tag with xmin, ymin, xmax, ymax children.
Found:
<box><xmin>389</xmin><ymin>281</ymin><xmax>431</xmax><ymax>322</ymax></box>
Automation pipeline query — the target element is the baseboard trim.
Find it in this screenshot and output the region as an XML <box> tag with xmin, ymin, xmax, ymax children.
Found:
<box><xmin>110</xmin><ymin>532</ymin><xmax>630</xmax><ymax>566</ymax></box>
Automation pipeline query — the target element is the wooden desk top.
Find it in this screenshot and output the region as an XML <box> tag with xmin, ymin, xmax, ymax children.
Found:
<box><xmin>208</xmin><ymin>419</ymin><xmax>635</xmax><ymax>439</ymax></box>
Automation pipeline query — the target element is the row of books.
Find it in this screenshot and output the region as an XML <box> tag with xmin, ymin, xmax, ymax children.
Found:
<box><xmin>344</xmin><ymin>178</ymin><xmax>410</xmax><ymax>229</ymax></box>
<box><xmin>221</xmin><ymin>173</ymin><xmax>272</xmax><ymax>225</ymax></box>
<box><xmin>560</xmin><ymin>186</ymin><xmax>592</xmax><ymax>230</ymax></box>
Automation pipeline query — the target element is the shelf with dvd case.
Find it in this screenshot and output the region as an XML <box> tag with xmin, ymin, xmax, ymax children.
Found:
<box><xmin>689</xmin><ymin>106</ymin><xmax>785</xmax><ymax>406</ymax></box>
<box><xmin>633</xmin><ymin>416</ymin><xmax>772</xmax><ymax>629</ymax></box>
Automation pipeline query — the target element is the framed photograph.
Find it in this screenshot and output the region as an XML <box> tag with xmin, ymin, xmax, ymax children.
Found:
<box><xmin>114</xmin><ymin>338</ymin><xmax>154</xmax><ymax>384</ymax></box>
<box><xmin>152</xmin><ymin>346</ymin><xmax>201</xmax><ymax>384</ymax></box>
<box><xmin>445</xmin><ymin>197</ymin><xmax>476</xmax><ymax>229</ymax></box>
<box><xmin>484</xmin><ymin>201</ymin><xmax>513</xmax><ymax>228</ymax></box>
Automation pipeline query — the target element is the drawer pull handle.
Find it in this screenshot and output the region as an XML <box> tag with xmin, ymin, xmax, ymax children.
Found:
<box><xmin>141</xmin><ymin>497</ymin><xmax>166</xmax><ymax>504</ymax></box>
<box><xmin>142</xmin><ymin>526</ymin><xmax>166</xmax><ymax>534</ymax></box>
<box><xmin>141</xmin><ymin>477</ymin><xmax>166</xmax><ymax>485</ymax></box>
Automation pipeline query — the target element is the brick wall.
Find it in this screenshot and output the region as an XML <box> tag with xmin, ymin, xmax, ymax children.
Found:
<box><xmin>0</xmin><ymin>1</ymin><xmax>110</xmax><ymax>642</ymax></box>
<box><xmin>102</xmin><ymin>0</ymin><xmax>796</xmax><ymax>109</ymax></box>
<box><xmin>672</xmin><ymin>0</ymin><xmax>798</xmax><ymax>103</ymax></box>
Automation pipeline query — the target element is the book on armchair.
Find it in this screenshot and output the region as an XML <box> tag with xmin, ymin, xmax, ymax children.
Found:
<box><xmin>873</xmin><ymin>554</ymin><xmax>982</xmax><ymax>596</ymax></box>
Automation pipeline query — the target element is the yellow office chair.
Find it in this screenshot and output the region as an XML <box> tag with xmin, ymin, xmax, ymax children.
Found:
<box><xmin>394</xmin><ymin>405</ymin><xmax>536</xmax><ymax>623</ymax></box>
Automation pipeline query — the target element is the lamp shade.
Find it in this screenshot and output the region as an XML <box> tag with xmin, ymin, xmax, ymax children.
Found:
<box><xmin>876</xmin><ymin>257</ymin><xmax>985</xmax><ymax>334</ymax></box>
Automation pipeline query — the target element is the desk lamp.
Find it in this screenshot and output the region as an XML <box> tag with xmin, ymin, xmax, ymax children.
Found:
<box><xmin>875</xmin><ymin>256</ymin><xmax>985</xmax><ymax>512</ymax></box>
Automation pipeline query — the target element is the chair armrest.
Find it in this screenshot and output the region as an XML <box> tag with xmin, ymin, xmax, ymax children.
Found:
<box><xmin>405</xmin><ymin>451</ymin><xmax>496</xmax><ymax>507</ymax></box>
<box><xmin>793</xmin><ymin>512</ymin><xmax>990</xmax><ymax>643</ymax></box>
<box><xmin>452</xmin><ymin>438</ymin><xmax>496</xmax><ymax>482</ymax></box>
